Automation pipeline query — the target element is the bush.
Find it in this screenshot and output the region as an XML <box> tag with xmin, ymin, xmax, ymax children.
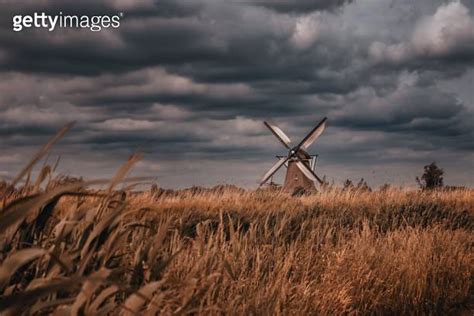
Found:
<box><xmin>417</xmin><ymin>162</ymin><xmax>444</xmax><ymax>190</ymax></box>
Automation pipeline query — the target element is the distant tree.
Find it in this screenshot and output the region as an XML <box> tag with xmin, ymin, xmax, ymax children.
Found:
<box><xmin>416</xmin><ymin>162</ymin><xmax>444</xmax><ymax>190</ymax></box>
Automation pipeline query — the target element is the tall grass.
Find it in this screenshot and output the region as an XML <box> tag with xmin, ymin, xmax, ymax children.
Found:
<box><xmin>1</xmin><ymin>181</ymin><xmax>472</xmax><ymax>315</ymax></box>
<box><xmin>0</xmin><ymin>125</ymin><xmax>472</xmax><ymax>314</ymax></box>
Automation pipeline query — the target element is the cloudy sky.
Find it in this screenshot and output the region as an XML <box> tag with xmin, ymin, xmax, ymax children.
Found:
<box><xmin>0</xmin><ymin>0</ymin><xmax>473</xmax><ymax>188</ymax></box>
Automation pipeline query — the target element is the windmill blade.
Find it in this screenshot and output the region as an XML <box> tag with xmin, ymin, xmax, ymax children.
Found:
<box><xmin>264</xmin><ymin>121</ymin><xmax>292</xmax><ymax>149</ymax></box>
<box><xmin>295</xmin><ymin>159</ymin><xmax>323</xmax><ymax>184</ymax></box>
<box><xmin>298</xmin><ymin>117</ymin><xmax>327</xmax><ymax>150</ymax></box>
<box><xmin>259</xmin><ymin>156</ymin><xmax>289</xmax><ymax>186</ymax></box>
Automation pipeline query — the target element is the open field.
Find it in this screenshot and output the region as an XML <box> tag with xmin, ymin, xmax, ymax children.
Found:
<box><xmin>2</xmin><ymin>1</ymin><xmax>474</xmax><ymax>315</ymax></box>
<box><xmin>0</xmin><ymin>172</ymin><xmax>473</xmax><ymax>315</ymax></box>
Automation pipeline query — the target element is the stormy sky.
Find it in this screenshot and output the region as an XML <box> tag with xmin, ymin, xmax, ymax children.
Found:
<box><xmin>0</xmin><ymin>0</ymin><xmax>473</xmax><ymax>188</ymax></box>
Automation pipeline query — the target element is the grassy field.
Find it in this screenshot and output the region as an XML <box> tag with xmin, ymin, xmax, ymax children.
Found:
<box><xmin>0</xmin><ymin>173</ymin><xmax>472</xmax><ymax>315</ymax></box>
<box><xmin>0</xmin><ymin>126</ymin><xmax>473</xmax><ymax>315</ymax></box>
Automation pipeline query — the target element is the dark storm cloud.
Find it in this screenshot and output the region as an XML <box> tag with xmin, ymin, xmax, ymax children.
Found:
<box><xmin>0</xmin><ymin>0</ymin><xmax>209</xmax><ymax>75</ymax></box>
<box><xmin>368</xmin><ymin>1</ymin><xmax>474</xmax><ymax>70</ymax></box>
<box><xmin>333</xmin><ymin>87</ymin><xmax>462</xmax><ymax>129</ymax></box>
<box><xmin>0</xmin><ymin>0</ymin><xmax>473</xmax><ymax>186</ymax></box>
<box><xmin>0</xmin><ymin>0</ymin><xmax>202</xmax><ymax>19</ymax></box>
<box><xmin>247</xmin><ymin>0</ymin><xmax>354</xmax><ymax>13</ymax></box>
<box><xmin>0</xmin><ymin>0</ymin><xmax>360</xmax><ymax>80</ymax></box>
<box><xmin>328</xmin><ymin>70</ymin><xmax>474</xmax><ymax>150</ymax></box>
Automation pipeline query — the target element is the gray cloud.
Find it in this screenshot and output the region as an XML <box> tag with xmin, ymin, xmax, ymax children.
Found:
<box><xmin>0</xmin><ymin>0</ymin><xmax>473</xmax><ymax>187</ymax></box>
<box><xmin>247</xmin><ymin>0</ymin><xmax>354</xmax><ymax>13</ymax></box>
<box><xmin>369</xmin><ymin>1</ymin><xmax>474</xmax><ymax>67</ymax></box>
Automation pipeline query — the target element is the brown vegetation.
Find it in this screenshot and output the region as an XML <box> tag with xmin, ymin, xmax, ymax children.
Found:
<box><xmin>0</xmin><ymin>124</ymin><xmax>472</xmax><ymax>314</ymax></box>
<box><xmin>1</xmin><ymin>177</ymin><xmax>473</xmax><ymax>315</ymax></box>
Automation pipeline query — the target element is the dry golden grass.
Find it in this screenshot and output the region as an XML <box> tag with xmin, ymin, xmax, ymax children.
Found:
<box><xmin>0</xmin><ymin>125</ymin><xmax>472</xmax><ymax>314</ymax></box>
<box><xmin>0</xmin><ymin>181</ymin><xmax>472</xmax><ymax>315</ymax></box>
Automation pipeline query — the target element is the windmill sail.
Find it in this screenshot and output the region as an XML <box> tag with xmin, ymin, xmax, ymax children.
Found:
<box><xmin>264</xmin><ymin>121</ymin><xmax>292</xmax><ymax>149</ymax></box>
<box><xmin>299</xmin><ymin>117</ymin><xmax>327</xmax><ymax>150</ymax></box>
<box><xmin>259</xmin><ymin>117</ymin><xmax>328</xmax><ymax>191</ymax></box>
<box><xmin>259</xmin><ymin>156</ymin><xmax>289</xmax><ymax>185</ymax></box>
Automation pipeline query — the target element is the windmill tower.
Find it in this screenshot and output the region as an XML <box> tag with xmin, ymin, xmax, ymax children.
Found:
<box><xmin>259</xmin><ymin>117</ymin><xmax>327</xmax><ymax>193</ymax></box>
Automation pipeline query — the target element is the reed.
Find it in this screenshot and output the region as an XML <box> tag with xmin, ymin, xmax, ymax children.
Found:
<box><xmin>0</xmin><ymin>126</ymin><xmax>472</xmax><ymax>314</ymax></box>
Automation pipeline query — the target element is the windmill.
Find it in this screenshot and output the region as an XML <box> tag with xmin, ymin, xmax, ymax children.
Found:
<box><xmin>259</xmin><ymin>117</ymin><xmax>327</xmax><ymax>193</ymax></box>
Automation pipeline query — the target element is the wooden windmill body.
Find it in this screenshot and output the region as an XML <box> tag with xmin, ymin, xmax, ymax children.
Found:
<box><xmin>283</xmin><ymin>159</ymin><xmax>315</xmax><ymax>193</ymax></box>
<box><xmin>259</xmin><ymin>118</ymin><xmax>327</xmax><ymax>193</ymax></box>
